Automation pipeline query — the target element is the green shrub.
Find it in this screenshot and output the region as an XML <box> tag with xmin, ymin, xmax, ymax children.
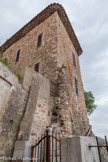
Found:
<box><xmin>0</xmin><ymin>54</ymin><xmax>9</xmax><ymax>66</ymax></box>
<box><xmin>0</xmin><ymin>54</ymin><xmax>21</xmax><ymax>79</ymax></box>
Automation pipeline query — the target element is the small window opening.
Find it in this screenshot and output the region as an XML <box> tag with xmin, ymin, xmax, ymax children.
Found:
<box><xmin>35</xmin><ymin>63</ymin><xmax>39</xmax><ymax>72</ymax></box>
<box><xmin>72</xmin><ymin>52</ymin><xmax>76</xmax><ymax>67</ymax></box>
<box><xmin>75</xmin><ymin>77</ymin><xmax>78</xmax><ymax>96</ymax></box>
<box><xmin>37</xmin><ymin>33</ymin><xmax>42</xmax><ymax>48</ymax></box>
<box><xmin>16</xmin><ymin>49</ymin><xmax>21</xmax><ymax>62</ymax></box>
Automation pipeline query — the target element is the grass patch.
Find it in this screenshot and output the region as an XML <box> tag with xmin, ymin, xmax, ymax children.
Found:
<box><xmin>0</xmin><ymin>54</ymin><xmax>21</xmax><ymax>79</ymax></box>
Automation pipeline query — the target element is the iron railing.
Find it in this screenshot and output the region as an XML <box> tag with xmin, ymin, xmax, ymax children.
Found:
<box><xmin>31</xmin><ymin>127</ymin><xmax>61</xmax><ymax>162</ymax></box>
<box><xmin>89</xmin><ymin>136</ymin><xmax>108</xmax><ymax>162</ymax></box>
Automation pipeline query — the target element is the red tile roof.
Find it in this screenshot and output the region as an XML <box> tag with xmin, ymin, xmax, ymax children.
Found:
<box><xmin>0</xmin><ymin>3</ymin><xmax>82</xmax><ymax>55</ymax></box>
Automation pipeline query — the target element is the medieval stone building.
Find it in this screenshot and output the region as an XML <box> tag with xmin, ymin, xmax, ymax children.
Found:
<box><xmin>0</xmin><ymin>3</ymin><xmax>90</xmax><ymax>158</ymax></box>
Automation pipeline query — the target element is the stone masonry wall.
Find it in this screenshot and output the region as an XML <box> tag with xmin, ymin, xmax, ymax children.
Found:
<box><xmin>19</xmin><ymin>67</ymin><xmax>51</xmax><ymax>142</ymax></box>
<box><xmin>1</xmin><ymin>11</ymin><xmax>90</xmax><ymax>137</ymax></box>
<box><xmin>0</xmin><ymin>63</ymin><xmax>51</xmax><ymax>160</ymax></box>
<box><xmin>2</xmin><ymin>12</ymin><xmax>59</xmax><ymax>83</ymax></box>
<box><xmin>51</xmin><ymin>14</ymin><xmax>89</xmax><ymax>136</ymax></box>
<box><xmin>0</xmin><ymin>62</ymin><xmax>28</xmax><ymax>159</ymax></box>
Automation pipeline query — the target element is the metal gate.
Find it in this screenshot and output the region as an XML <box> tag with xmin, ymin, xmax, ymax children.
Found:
<box><xmin>31</xmin><ymin>127</ymin><xmax>61</xmax><ymax>162</ymax></box>
<box><xmin>89</xmin><ymin>136</ymin><xmax>108</xmax><ymax>162</ymax></box>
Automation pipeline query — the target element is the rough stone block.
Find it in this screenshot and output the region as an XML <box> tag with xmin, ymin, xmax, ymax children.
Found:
<box><xmin>14</xmin><ymin>141</ymin><xmax>25</xmax><ymax>150</ymax></box>
<box><xmin>61</xmin><ymin>136</ymin><xmax>100</xmax><ymax>162</ymax></box>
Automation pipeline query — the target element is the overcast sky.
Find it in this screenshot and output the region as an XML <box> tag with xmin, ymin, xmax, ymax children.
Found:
<box><xmin>0</xmin><ymin>0</ymin><xmax>108</xmax><ymax>137</ymax></box>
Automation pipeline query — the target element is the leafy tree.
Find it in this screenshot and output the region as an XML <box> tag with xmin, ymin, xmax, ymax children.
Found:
<box><xmin>84</xmin><ymin>91</ymin><xmax>97</xmax><ymax>116</ymax></box>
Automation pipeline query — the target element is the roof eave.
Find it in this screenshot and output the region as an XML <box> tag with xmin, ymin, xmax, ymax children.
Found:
<box><xmin>0</xmin><ymin>3</ymin><xmax>83</xmax><ymax>56</ymax></box>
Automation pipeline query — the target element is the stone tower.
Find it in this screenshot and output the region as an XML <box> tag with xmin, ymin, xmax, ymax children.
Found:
<box><xmin>0</xmin><ymin>3</ymin><xmax>90</xmax><ymax>142</ymax></box>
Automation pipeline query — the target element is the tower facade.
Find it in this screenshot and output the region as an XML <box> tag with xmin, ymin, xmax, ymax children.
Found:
<box><xmin>0</xmin><ymin>3</ymin><xmax>90</xmax><ymax>139</ymax></box>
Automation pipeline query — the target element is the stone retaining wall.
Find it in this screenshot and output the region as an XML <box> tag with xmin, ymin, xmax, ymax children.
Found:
<box><xmin>0</xmin><ymin>62</ymin><xmax>28</xmax><ymax>159</ymax></box>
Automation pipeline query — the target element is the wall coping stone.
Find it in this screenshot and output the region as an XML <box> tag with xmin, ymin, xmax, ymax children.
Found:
<box><xmin>0</xmin><ymin>62</ymin><xmax>19</xmax><ymax>86</ymax></box>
